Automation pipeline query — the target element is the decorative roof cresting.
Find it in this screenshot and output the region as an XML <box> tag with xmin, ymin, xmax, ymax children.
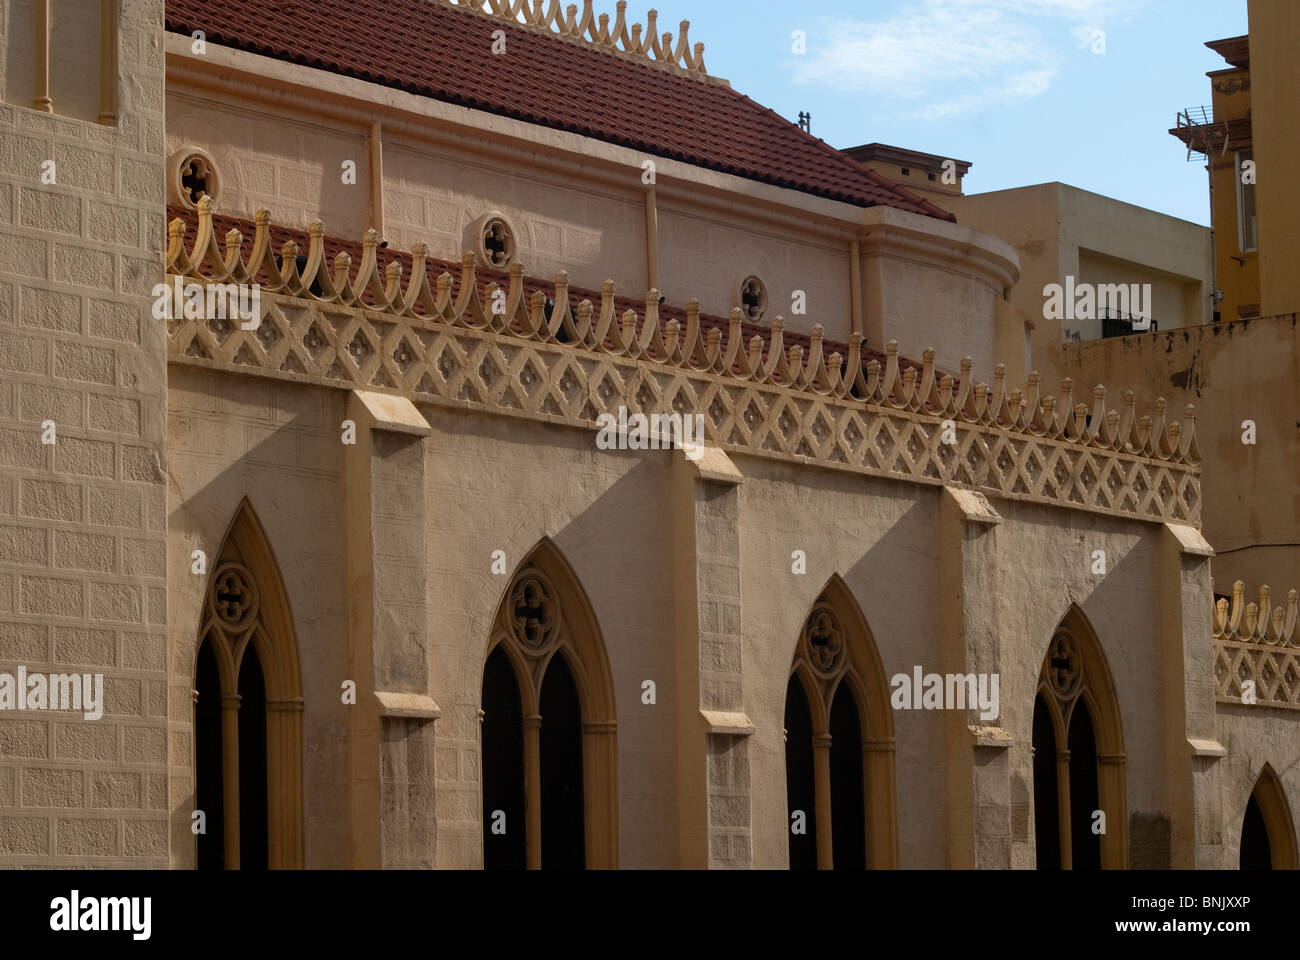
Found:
<box><xmin>448</xmin><ymin>0</ymin><xmax>711</xmax><ymax>77</ymax></box>
<box><xmin>165</xmin><ymin>200</ymin><xmax>1203</xmax><ymax>526</ymax></box>
<box><xmin>1215</xmin><ymin>581</ymin><xmax>1300</xmax><ymax>646</ymax></box>
<box><xmin>166</xmin><ymin>199</ymin><xmax>1201</xmax><ymax>469</ymax></box>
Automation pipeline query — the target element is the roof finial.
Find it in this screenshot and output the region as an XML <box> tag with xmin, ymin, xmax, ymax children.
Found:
<box><xmin>448</xmin><ymin>0</ymin><xmax>714</xmax><ymax>78</ymax></box>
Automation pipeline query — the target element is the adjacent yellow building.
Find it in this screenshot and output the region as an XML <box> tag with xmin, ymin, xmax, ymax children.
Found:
<box><xmin>1171</xmin><ymin>1</ymin><xmax>1300</xmax><ymax>322</ymax></box>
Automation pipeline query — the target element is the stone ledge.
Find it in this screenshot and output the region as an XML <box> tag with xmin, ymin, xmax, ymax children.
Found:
<box><xmin>374</xmin><ymin>691</ymin><xmax>441</xmax><ymax>719</ymax></box>
<box><xmin>351</xmin><ymin>389</ymin><xmax>431</xmax><ymax>437</ymax></box>
<box><xmin>944</xmin><ymin>486</ymin><xmax>1003</xmax><ymax>525</ymax></box>
<box><xmin>968</xmin><ymin>724</ymin><xmax>1013</xmax><ymax>748</ymax></box>
<box><xmin>701</xmin><ymin>709</ymin><xmax>755</xmax><ymax>736</ymax></box>
<box><xmin>1187</xmin><ymin>738</ymin><xmax>1227</xmax><ymax>758</ymax></box>
<box><xmin>1165</xmin><ymin>521</ymin><xmax>1214</xmax><ymax>557</ymax></box>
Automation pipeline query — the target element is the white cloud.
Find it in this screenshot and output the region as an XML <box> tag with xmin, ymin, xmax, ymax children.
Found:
<box><xmin>791</xmin><ymin>0</ymin><xmax>1146</xmax><ymax>119</ymax></box>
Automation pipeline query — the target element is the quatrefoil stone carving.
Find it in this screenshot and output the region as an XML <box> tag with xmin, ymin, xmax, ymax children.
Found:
<box><xmin>210</xmin><ymin>563</ymin><xmax>257</xmax><ymax>630</ymax></box>
<box><xmin>509</xmin><ymin>574</ymin><xmax>558</xmax><ymax>652</ymax></box>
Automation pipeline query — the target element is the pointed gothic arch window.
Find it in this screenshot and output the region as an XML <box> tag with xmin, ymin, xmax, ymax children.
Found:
<box><xmin>192</xmin><ymin>501</ymin><xmax>304</xmax><ymax>869</ymax></box>
<box><xmin>480</xmin><ymin>543</ymin><xmax>618</xmax><ymax>869</ymax></box>
<box><xmin>784</xmin><ymin>674</ymin><xmax>817</xmax><ymax>870</ymax></box>
<box><xmin>1032</xmin><ymin>609</ymin><xmax>1127</xmax><ymax>869</ymax></box>
<box><xmin>1240</xmin><ymin>764</ymin><xmax>1298</xmax><ymax>870</ymax></box>
<box><xmin>784</xmin><ymin>579</ymin><xmax>897</xmax><ymax>869</ymax></box>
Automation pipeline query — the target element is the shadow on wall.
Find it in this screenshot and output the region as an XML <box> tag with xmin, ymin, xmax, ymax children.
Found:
<box><xmin>167</xmin><ymin>371</ymin><xmax>350</xmax><ymax>869</ymax></box>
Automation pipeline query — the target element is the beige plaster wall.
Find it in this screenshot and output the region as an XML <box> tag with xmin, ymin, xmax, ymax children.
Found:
<box><xmin>164</xmin><ymin>86</ymin><xmax>861</xmax><ymax>337</ymax></box>
<box><xmin>401</xmin><ymin>398</ymin><xmax>1214</xmax><ymax>868</ymax></box>
<box><xmin>874</xmin><ymin>255</ymin><xmax>999</xmax><ymax>375</ymax></box>
<box><xmin>0</xmin><ymin>0</ymin><xmax>104</xmax><ymax>125</ymax></box>
<box><xmin>165</xmin><ymin>366</ymin><xmax>352</xmax><ymax>868</ymax></box>
<box><xmin>1077</xmin><ymin>249</ymin><xmax>1201</xmax><ymax>340</ymax></box>
<box><xmin>735</xmin><ymin>461</ymin><xmax>1196</xmax><ymax>868</ymax></box>
<box><xmin>417</xmin><ymin>406</ymin><xmax>676</xmax><ymax>869</ymax></box>
<box><xmin>0</xmin><ymin>1</ymin><xmax>37</xmax><ymax>112</ymax></box>
<box><xmin>945</xmin><ymin>183</ymin><xmax>1062</xmax><ymax>370</ymax></box>
<box><xmin>1057</xmin><ymin>185</ymin><xmax>1211</xmax><ymax>333</ymax></box>
<box><xmin>160</xmin><ymin>71</ymin><xmax>1023</xmax><ymax>359</ymax></box>
<box><xmin>155</xmin><ymin>356</ymin><xmax>1227</xmax><ymax>870</ymax></box>
<box><xmin>657</xmin><ymin>204</ymin><xmax>850</xmax><ymax>337</ymax></box>
<box><xmin>165</xmin><ymin>93</ymin><xmax>371</xmax><ymax>240</ymax></box>
<box><xmin>383</xmin><ymin>140</ymin><xmax>646</xmax><ymax>298</ymax></box>
<box><xmin>50</xmin><ymin>0</ymin><xmax>103</xmax><ymax>125</ymax></box>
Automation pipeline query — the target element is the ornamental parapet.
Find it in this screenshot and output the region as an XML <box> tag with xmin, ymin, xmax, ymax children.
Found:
<box><xmin>1214</xmin><ymin>581</ymin><xmax>1300</xmax><ymax>709</ymax></box>
<box><xmin>164</xmin><ymin>199</ymin><xmax>1202</xmax><ymax>524</ymax></box>
<box><xmin>447</xmin><ymin>0</ymin><xmax>714</xmax><ymax>79</ymax></box>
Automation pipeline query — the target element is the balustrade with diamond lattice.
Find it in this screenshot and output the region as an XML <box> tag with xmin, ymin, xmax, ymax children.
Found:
<box><xmin>164</xmin><ymin>198</ymin><xmax>1204</xmax><ymax>526</ymax></box>
<box><xmin>1213</xmin><ymin>580</ymin><xmax>1300</xmax><ymax>709</ymax></box>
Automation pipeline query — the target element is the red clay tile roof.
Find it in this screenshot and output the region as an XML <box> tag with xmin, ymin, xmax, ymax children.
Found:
<box><xmin>165</xmin><ymin>206</ymin><xmax>932</xmax><ymax>380</ymax></box>
<box><xmin>163</xmin><ymin>0</ymin><xmax>955</xmax><ymax>221</ymax></box>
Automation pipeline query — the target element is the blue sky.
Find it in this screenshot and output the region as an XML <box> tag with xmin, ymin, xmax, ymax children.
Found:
<box><xmin>668</xmin><ymin>0</ymin><xmax>1246</xmax><ymax>226</ymax></box>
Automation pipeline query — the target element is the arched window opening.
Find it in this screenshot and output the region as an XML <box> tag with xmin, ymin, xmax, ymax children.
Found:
<box><xmin>1031</xmin><ymin>693</ymin><xmax>1060</xmax><ymax>871</ymax></box>
<box><xmin>1031</xmin><ymin>611</ymin><xmax>1126</xmax><ymax>870</ymax></box>
<box><xmin>194</xmin><ymin>639</ymin><xmax>224</xmax><ymax>870</ymax></box>
<box><xmin>1240</xmin><ymin>793</ymin><xmax>1271</xmax><ymax>870</ymax></box>
<box><xmin>539</xmin><ymin>655</ymin><xmax>585</xmax><ymax>869</ymax></box>
<box><xmin>237</xmin><ymin>646</ymin><xmax>268</xmax><ymax>870</ymax></box>
<box><xmin>784</xmin><ymin>675</ymin><xmax>817</xmax><ymax>870</ymax></box>
<box><xmin>829</xmin><ymin>683</ymin><xmax>865</xmax><ymax>870</ymax></box>
<box><xmin>1067</xmin><ymin>702</ymin><xmax>1100</xmax><ymax>871</ymax></box>
<box><xmin>783</xmin><ymin>580</ymin><xmax>896</xmax><ymax>869</ymax></box>
<box><xmin>481</xmin><ymin>646</ymin><xmax>526</xmax><ymax>870</ymax></box>
<box><xmin>479</xmin><ymin>544</ymin><xmax>618</xmax><ymax>869</ymax></box>
<box><xmin>1240</xmin><ymin>765</ymin><xmax>1299</xmax><ymax>870</ymax></box>
<box><xmin>191</xmin><ymin>501</ymin><xmax>304</xmax><ymax>870</ymax></box>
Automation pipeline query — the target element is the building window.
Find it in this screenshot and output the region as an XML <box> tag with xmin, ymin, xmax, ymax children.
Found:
<box><xmin>784</xmin><ymin>580</ymin><xmax>898</xmax><ymax>870</ymax></box>
<box><xmin>480</xmin><ymin>543</ymin><xmax>619</xmax><ymax>869</ymax></box>
<box><xmin>1032</xmin><ymin>609</ymin><xmax>1128</xmax><ymax>869</ymax></box>
<box><xmin>1239</xmin><ymin>765</ymin><xmax>1300</xmax><ymax>870</ymax></box>
<box><xmin>1235</xmin><ymin>149</ymin><xmax>1257</xmax><ymax>252</ymax></box>
<box><xmin>170</xmin><ymin>148</ymin><xmax>220</xmax><ymax>210</ymax></box>
<box><xmin>193</xmin><ymin>500</ymin><xmax>304</xmax><ymax>869</ymax></box>
<box><xmin>480</xmin><ymin>215</ymin><xmax>516</xmax><ymax>268</ymax></box>
<box><xmin>738</xmin><ymin>275</ymin><xmax>768</xmax><ymax>323</ymax></box>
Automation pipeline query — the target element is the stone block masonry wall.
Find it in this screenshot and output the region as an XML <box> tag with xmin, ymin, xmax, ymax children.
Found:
<box><xmin>0</xmin><ymin>2</ymin><xmax>169</xmax><ymax>866</ymax></box>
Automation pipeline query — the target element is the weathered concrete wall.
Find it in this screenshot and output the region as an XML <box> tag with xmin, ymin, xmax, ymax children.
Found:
<box><xmin>1216</xmin><ymin>705</ymin><xmax>1300</xmax><ymax>867</ymax></box>
<box><xmin>1052</xmin><ymin>314</ymin><xmax>1300</xmax><ymax>591</ymax></box>
<box><xmin>0</xmin><ymin>0</ymin><xmax>170</xmax><ymax>867</ymax></box>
